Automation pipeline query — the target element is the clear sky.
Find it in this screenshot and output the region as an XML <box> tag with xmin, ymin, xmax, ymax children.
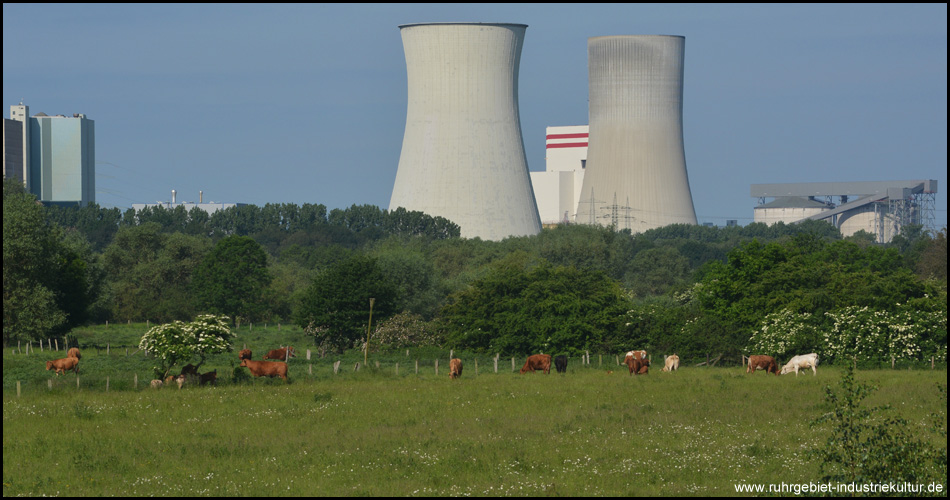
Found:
<box><xmin>3</xmin><ymin>3</ymin><xmax>947</xmax><ymax>229</ymax></box>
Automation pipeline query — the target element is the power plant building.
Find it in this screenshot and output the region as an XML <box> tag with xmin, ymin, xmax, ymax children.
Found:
<box><xmin>576</xmin><ymin>35</ymin><xmax>697</xmax><ymax>233</ymax></box>
<box><xmin>3</xmin><ymin>103</ymin><xmax>95</xmax><ymax>206</ymax></box>
<box><xmin>530</xmin><ymin>125</ymin><xmax>588</xmax><ymax>226</ymax></box>
<box><xmin>389</xmin><ymin>22</ymin><xmax>541</xmax><ymax>241</ymax></box>
<box><xmin>752</xmin><ymin>180</ymin><xmax>939</xmax><ymax>243</ymax></box>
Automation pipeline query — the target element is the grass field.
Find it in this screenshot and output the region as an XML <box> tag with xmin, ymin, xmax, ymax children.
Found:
<box><xmin>3</xmin><ymin>331</ymin><xmax>946</xmax><ymax>496</ymax></box>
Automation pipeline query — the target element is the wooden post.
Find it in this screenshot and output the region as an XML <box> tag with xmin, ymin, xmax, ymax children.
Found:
<box><xmin>494</xmin><ymin>357</ymin><xmax>498</xmax><ymax>373</ymax></box>
<box><xmin>435</xmin><ymin>359</ymin><xmax>439</xmax><ymax>376</ymax></box>
<box><xmin>599</xmin><ymin>354</ymin><xmax>602</xmax><ymax>367</ymax></box>
<box><xmin>134</xmin><ymin>374</ymin><xmax>138</xmax><ymax>389</ymax></box>
<box><xmin>17</xmin><ymin>381</ymin><xmax>20</xmax><ymax>398</ymax></box>
<box><xmin>107</xmin><ymin>343</ymin><xmax>110</xmax><ymax>355</ymax></box>
<box><xmin>615</xmin><ymin>355</ymin><xmax>619</xmax><ymax>366</ymax></box>
<box><xmin>355</xmin><ymin>362</ymin><xmax>360</xmax><ymax>372</ymax></box>
<box><xmin>106</xmin><ymin>377</ymin><xmax>110</xmax><ymax>392</ymax></box>
<box><xmin>309</xmin><ymin>364</ymin><xmax>312</xmax><ymax>376</ymax></box>
<box><xmin>55</xmin><ymin>339</ymin><xmax>59</xmax><ymax>351</ymax></box>
<box><xmin>18</xmin><ymin>340</ymin><xmax>21</xmax><ymax>354</ymax></box>
<box><xmin>333</xmin><ymin>360</ymin><xmax>341</xmax><ymax>374</ymax></box>
<box><xmin>891</xmin><ymin>355</ymin><xmax>895</xmax><ymax>369</ymax></box>
<box><xmin>395</xmin><ymin>363</ymin><xmax>399</xmax><ymax>376</ymax></box>
<box><xmin>307</xmin><ymin>349</ymin><xmax>311</xmax><ymax>361</ymax></box>
<box><xmin>406</xmin><ymin>349</ymin><xmax>409</xmax><ymax>357</ymax></box>
<box><xmin>415</xmin><ymin>360</ymin><xmax>419</xmax><ymax>375</ymax></box>
<box><xmin>450</xmin><ymin>349</ymin><xmax>454</xmax><ymax>360</ymax></box>
<box><xmin>40</xmin><ymin>340</ymin><xmax>43</xmax><ymax>352</ymax></box>
<box><xmin>475</xmin><ymin>358</ymin><xmax>478</xmax><ymax>376</ymax></box>
<box><xmin>512</xmin><ymin>357</ymin><xmax>515</xmax><ymax>372</ymax></box>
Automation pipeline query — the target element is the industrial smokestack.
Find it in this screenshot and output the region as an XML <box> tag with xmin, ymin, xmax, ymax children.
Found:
<box><xmin>199</xmin><ymin>190</ymin><xmax>203</xmax><ymax>203</ymax></box>
<box><xmin>576</xmin><ymin>35</ymin><xmax>697</xmax><ymax>232</ymax></box>
<box><xmin>389</xmin><ymin>22</ymin><xmax>541</xmax><ymax>241</ymax></box>
<box><xmin>171</xmin><ymin>189</ymin><xmax>177</xmax><ymax>204</ymax></box>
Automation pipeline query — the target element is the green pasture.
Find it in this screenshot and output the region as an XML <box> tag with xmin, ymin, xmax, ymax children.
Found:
<box><xmin>3</xmin><ymin>343</ymin><xmax>946</xmax><ymax>496</ymax></box>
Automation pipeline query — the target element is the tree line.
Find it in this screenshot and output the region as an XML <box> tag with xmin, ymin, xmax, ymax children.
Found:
<box><xmin>4</xmin><ymin>178</ymin><xmax>946</xmax><ymax>364</ymax></box>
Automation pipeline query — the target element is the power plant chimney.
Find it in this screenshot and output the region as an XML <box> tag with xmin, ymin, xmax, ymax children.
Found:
<box><xmin>576</xmin><ymin>35</ymin><xmax>697</xmax><ymax>232</ymax></box>
<box><xmin>171</xmin><ymin>189</ymin><xmax>177</xmax><ymax>204</ymax></box>
<box><xmin>389</xmin><ymin>22</ymin><xmax>541</xmax><ymax>241</ymax></box>
<box><xmin>199</xmin><ymin>190</ymin><xmax>203</xmax><ymax>203</ymax></box>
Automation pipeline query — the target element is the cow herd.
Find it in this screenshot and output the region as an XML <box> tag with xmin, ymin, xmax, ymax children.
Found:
<box><xmin>42</xmin><ymin>343</ymin><xmax>819</xmax><ymax>387</ymax></box>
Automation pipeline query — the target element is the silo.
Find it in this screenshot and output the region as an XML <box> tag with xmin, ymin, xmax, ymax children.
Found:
<box><xmin>389</xmin><ymin>23</ymin><xmax>541</xmax><ymax>241</ymax></box>
<box><xmin>576</xmin><ymin>35</ymin><xmax>697</xmax><ymax>232</ymax></box>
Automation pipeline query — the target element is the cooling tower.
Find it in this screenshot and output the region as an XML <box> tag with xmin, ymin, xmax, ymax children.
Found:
<box><xmin>576</xmin><ymin>35</ymin><xmax>697</xmax><ymax>232</ymax></box>
<box><xmin>389</xmin><ymin>23</ymin><xmax>541</xmax><ymax>241</ymax></box>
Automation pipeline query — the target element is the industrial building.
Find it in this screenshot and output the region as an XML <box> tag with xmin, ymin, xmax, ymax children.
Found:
<box><xmin>132</xmin><ymin>190</ymin><xmax>245</xmax><ymax>215</ymax></box>
<box><xmin>3</xmin><ymin>103</ymin><xmax>95</xmax><ymax>206</ymax></box>
<box><xmin>530</xmin><ymin>125</ymin><xmax>588</xmax><ymax>227</ymax></box>
<box><xmin>751</xmin><ymin>180</ymin><xmax>939</xmax><ymax>243</ymax></box>
<box><xmin>389</xmin><ymin>22</ymin><xmax>541</xmax><ymax>241</ymax></box>
<box><xmin>576</xmin><ymin>35</ymin><xmax>697</xmax><ymax>233</ymax></box>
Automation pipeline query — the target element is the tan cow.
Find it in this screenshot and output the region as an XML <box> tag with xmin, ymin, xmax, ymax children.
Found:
<box><xmin>46</xmin><ymin>357</ymin><xmax>79</xmax><ymax>375</ymax></box>
<box><xmin>150</xmin><ymin>379</ymin><xmax>164</xmax><ymax>389</ymax></box>
<box><xmin>241</xmin><ymin>358</ymin><xmax>288</xmax><ymax>380</ymax></box>
<box><xmin>520</xmin><ymin>354</ymin><xmax>552</xmax><ymax>374</ymax></box>
<box><xmin>662</xmin><ymin>354</ymin><xmax>680</xmax><ymax>372</ymax></box>
<box><xmin>449</xmin><ymin>358</ymin><xmax>463</xmax><ymax>379</ymax></box>
<box><xmin>747</xmin><ymin>355</ymin><xmax>779</xmax><ymax>375</ymax></box>
<box><xmin>264</xmin><ymin>346</ymin><xmax>296</xmax><ymax>361</ymax></box>
<box><xmin>66</xmin><ymin>347</ymin><xmax>82</xmax><ymax>360</ymax></box>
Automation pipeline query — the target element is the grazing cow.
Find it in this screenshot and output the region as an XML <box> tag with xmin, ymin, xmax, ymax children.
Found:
<box><xmin>238</xmin><ymin>349</ymin><xmax>253</xmax><ymax>360</ymax></box>
<box><xmin>625</xmin><ymin>350</ymin><xmax>647</xmax><ymax>361</ymax></box>
<box><xmin>449</xmin><ymin>358</ymin><xmax>463</xmax><ymax>379</ymax></box>
<box><xmin>241</xmin><ymin>358</ymin><xmax>288</xmax><ymax>380</ymax></box>
<box><xmin>199</xmin><ymin>370</ymin><xmax>217</xmax><ymax>386</ymax></box>
<box><xmin>150</xmin><ymin>379</ymin><xmax>164</xmax><ymax>389</ymax></box>
<box><xmin>66</xmin><ymin>347</ymin><xmax>82</xmax><ymax>360</ymax></box>
<box><xmin>175</xmin><ymin>374</ymin><xmax>186</xmax><ymax>389</ymax></box>
<box><xmin>780</xmin><ymin>353</ymin><xmax>819</xmax><ymax>376</ymax></box>
<box><xmin>662</xmin><ymin>354</ymin><xmax>680</xmax><ymax>372</ymax></box>
<box><xmin>520</xmin><ymin>354</ymin><xmax>552</xmax><ymax>374</ymax></box>
<box><xmin>264</xmin><ymin>346</ymin><xmax>296</xmax><ymax>361</ymax></box>
<box><xmin>625</xmin><ymin>356</ymin><xmax>650</xmax><ymax>375</ymax></box>
<box><xmin>555</xmin><ymin>355</ymin><xmax>568</xmax><ymax>374</ymax></box>
<box><xmin>45</xmin><ymin>357</ymin><xmax>79</xmax><ymax>375</ymax></box>
<box><xmin>746</xmin><ymin>355</ymin><xmax>779</xmax><ymax>375</ymax></box>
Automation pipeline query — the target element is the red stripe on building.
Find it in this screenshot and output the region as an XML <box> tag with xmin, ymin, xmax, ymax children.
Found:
<box><xmin>546</xmin><ymin>142</ymin><xmax>588</xmax><ymax>149</ymax></box>
<box><xmin>546</xmin><ymin>133</ymin><xmax>589</xmax><ymax>140</ymax></box>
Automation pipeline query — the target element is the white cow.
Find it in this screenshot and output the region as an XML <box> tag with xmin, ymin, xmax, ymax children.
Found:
<box><xmin>780</xmin><ymin>353</ymin><xmax>819</xmax><ymax>376</ymax></box>
<box><xmin>662</xmin><ymin>354</ymin><xmax>680</xmax><ymax>372</ymax></box>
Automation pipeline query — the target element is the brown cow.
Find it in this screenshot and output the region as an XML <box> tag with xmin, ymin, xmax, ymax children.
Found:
<box><xmin>46</xmin><ymin>357</ymin><xmax>79</xmax><ymax>375</ymax></box>
<box><xmin>180</xmin><ymin>364</ymin><xmax>199</xmax><ymax>377</ymax></box>
<box><xmin>238</xmin><ymin>349</ymin><xmax>253</xmax><ymax>360</ymax></box>
<box><xmin>264</xmin><ymin>346</ymin><xmax>296</xmax><ymax>361</ymax></box>
<box><xmin>449</xmin><ymin>358</ymin><xmax>463</xmax><ymax>379</ymax></box>
<box><xmin>241</xmin><ymin>358</ymin><xmax>288</xmax><ymax>380</ymax></box>
<box><xmin>66</xmin><ymin>347</ymin><xmax>82</xmax><ymax>360</ymax></box>
<box><xmin>625</xmin><ymin>350</ymin><xmax>647</xmax><ymax>361</ymax></box>
<box><xmin>625</xmin><ymin>356</ymin><xmax>650</xmax><ymax>375</ymax></box>
<box><xmin>747</xmin><ymin>355</ymin><xmax>779</xmax><ymax>375</ymax></box>
<box><xmin>520</xmin><ymin>354</ymin><xmax>552</xmax><ymax>374</ymax></box>
<box><xmin>199</xmin><ymin>370</ymin><xmax>217</xmax><ymax>386</ymax></box>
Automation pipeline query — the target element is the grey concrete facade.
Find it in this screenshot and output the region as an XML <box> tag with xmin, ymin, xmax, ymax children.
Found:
<box><xmin>577</xmin><ymin>35</ymin><xmax>697</xmax><ymax>232</ymax></box>
<box><xmin>389</xmin><ymin>23</ymin><xmax>541</xmax><ymax>241</ymax></box>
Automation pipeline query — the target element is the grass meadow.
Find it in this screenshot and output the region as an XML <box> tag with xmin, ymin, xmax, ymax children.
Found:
<box><xmin>3</xmin><ymin>325</ymin><xmax>947</xmax><ymax>496</ymax></box>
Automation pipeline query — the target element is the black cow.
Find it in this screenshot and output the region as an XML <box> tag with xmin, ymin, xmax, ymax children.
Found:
<box><xmin>555</xmin><ymin>355</ymin><xmax>568</xmax><ymax>374</ymax></box>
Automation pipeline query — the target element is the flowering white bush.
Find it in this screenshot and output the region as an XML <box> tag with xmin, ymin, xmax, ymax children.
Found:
<box><xmin>823</xmin><ymin>305</ymin><xmax>946</xmax><ymax>362</ymax></box>
<box><xmin>749</xmin><ymin>309</ymin><xmax>814</xmax><ymax>359</ymax></box>
<box><xmin>139</xmin><ymin>314</ymin><xmax>235</xmax><ymax>378</ymax></box>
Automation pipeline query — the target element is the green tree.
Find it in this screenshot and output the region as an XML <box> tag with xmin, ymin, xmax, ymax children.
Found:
<box><xmin>192</xmin><ymin>236</ymin><xmax>272</xmax><ymax>324</ymax></box>
<box><xmin>295</xmin><ymin>254</ymin><xmax>398</xmax><ymax>352</ymax></box>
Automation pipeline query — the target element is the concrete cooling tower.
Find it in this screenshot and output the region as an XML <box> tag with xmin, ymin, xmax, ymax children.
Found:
<box><xmin>389</xmin><ymin>23</ymin><xmax>541</xmax><ymax>241</ymax></box>
<box><xmin>576</xmin><ymin>35</ymin><xmax>697</xmax><ymax>232</ymax></box>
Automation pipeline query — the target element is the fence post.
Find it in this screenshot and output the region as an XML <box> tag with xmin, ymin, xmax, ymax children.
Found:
<box><xmin>435</xmin><ymin>359</ymin><xmax>439</xmax><ymax>376</ymax></box>
<box><xmin>107</xmin><ymin>343</ymin><xmax>110</xmax><ymax>355</ymax></box>
<box><xmin>415</xmin><ymin>360</ymin><xmax>419</xmax><ymax>375</ymax></box>
<box><xmin>891</xmin><ymin>355</ymin><xmax>895</xmax><ymax>369</ymax></box>
<box><xmin>17</xmin><ymin>381</ymin><xmax>21</xmax><ymax>398</ymax></box>
<box><xmin>396</xmin><ymin>363</ymin><xmax>399</xmax><ymax>376</ymax></box>
<box><xmin>307</xmin><ymin>349</ymin><xmax>311</xmax><ymax>361</ymax></box>
<box><xmin>106</xmin><ymin>377</ymin><xmax>110</xmax><ymax>392</ymax></box>
<box><xmin>494</xmin><ymin>357</ymin><xmax>498</xmax><ymax>374</ymax></box>
<box><xmin>512</xmin><ymin>357</ymin><xmax>515</xmax><ymax>372</ymax></box>
<box><xmin>333</xmin><ymin>360</ymin><xmax>341</xmax><ymax>374</ymax></box>
<box><xmin>309</xmin><ymin>364</ymin><xmax>312</xmax><ymax>376</ymax></box>
<box><xmin>450</xmin><ymin>349</ymin><xmax>454</xmax><ymax>360</ymax></box>
<box><xmin>354</xmin><ymin>362</ymin><xmax>360</xmax><ymax>372</ymax></box>
<box><xmin>599</xmin><ymin>354</ymin><xmax>602</xmax><ymax>367</ymax></box>
<box><xmin>475</xmin><ymin>358</ymin><xmax>478</xmax><ymax>376</ymax></box>
<box><xmin>55</xmin><ymin>339</ymin><xmax>59</xmax><ymax>351</ymax></box>
<box><xmin>406</xmin><ymin>349</ymin><xmax>409</xmax><ymax>357</ymax></box>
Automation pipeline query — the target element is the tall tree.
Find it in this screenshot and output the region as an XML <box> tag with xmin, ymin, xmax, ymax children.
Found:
<box><xmin>192</xmin><ymin>235</ymin><xmax>272</xmax><ymax>324</ymax></box>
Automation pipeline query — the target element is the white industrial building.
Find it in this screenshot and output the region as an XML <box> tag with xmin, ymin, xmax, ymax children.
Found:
<box><xmin>752</xmin><ymin>180</ymin><xmax>938</xmax><ymax>243</ymax></box>
<box><xmin>576</xmin><ymin>35</ymin><xmax>697</xmax><ymax>233</ymax></box>
<box><xmin>530</xmin><ymin>125</ymin><xmax>588</xmax><ymax>226</ymax></box>
<box><xmin>132</xmin><ymin>190</ymin><xmax>245</xmax><ymax>215</ymax></box>
<box><xmin>389</xmin><ymin>22</ymin><xmax>541</xmax><ymax>241</ymax></box>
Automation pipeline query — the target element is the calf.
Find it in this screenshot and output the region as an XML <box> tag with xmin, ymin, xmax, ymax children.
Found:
<box><xmin>449</xmin><ymin>358</ymin><xmax>463</xmax><ymax>379</ymax></box>
<box><xmin>662</xmin><ymin>354</ymin><xmax>680</xmax><ymax>372</ymax></box>
<box><xmin>45</xmin><ymin>357</ymin><xmax>79</xmax><ymax>375</ymax></box>
<box><xmin>199</xmin><ymin>370</ymin><xmax>217</xmax><ymax>386</ymax></box>
<box><xmin>780</xmin><ymin>353</ymin><xmax>819</xmax><ymax>376</ymax></box>
<box><xmin>238</xmin><ymin>349</ymin><xmax>253</xmax><ymax>360</ymax></box>
<box><xmin>150</xmin><ymin>379</ymin><xmax>164</xmax><ymax>389</ymax></box>
<box><xmin>554</xmin><ymin>355</ymin><xmax>568</xmax><ymax>374</ymax></box>
<box><xmin>520</xmin><ymin>354</ymin><xmax>552</xmax><ymax>374</ymax></box>
<box><xmin>241</xmin><ymin>358</ymin><xmax>288</xmax><ymax>380</ymax></box>
<box><xmin>625</xmin><ymin>356</ymin><xmax>650</xmax><ymax>375</ymax></box>
<box><xmin>66</xmin><ymin>347</ymin><xmax>82</xmax><ymax>360</ymax></box>
<box><xmin>264</xmin><ymin>346</ymin><xmax>296</xmax><ymax>361</ymax></box>
<box><xmin>746</xmin><ymin>355</ymin><xmax>779</xmax><ymax>375</ymax></box>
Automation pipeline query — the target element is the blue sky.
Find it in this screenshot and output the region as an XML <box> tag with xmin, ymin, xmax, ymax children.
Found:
<box><xmin>3</xmin><ymin>3</ymin><xmax>947</xmax><ymax>229</ymax></box>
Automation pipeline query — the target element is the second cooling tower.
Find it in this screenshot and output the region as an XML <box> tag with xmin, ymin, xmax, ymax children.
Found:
<box><xmin>389</xmin><ymin>23</ymin><xmax>541</xmax><ymax>241</ymax></box>
<box><xmin>576</xmin><ymin>35</ymin><xmax>697</xmax><ymax>231</ymax></box>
